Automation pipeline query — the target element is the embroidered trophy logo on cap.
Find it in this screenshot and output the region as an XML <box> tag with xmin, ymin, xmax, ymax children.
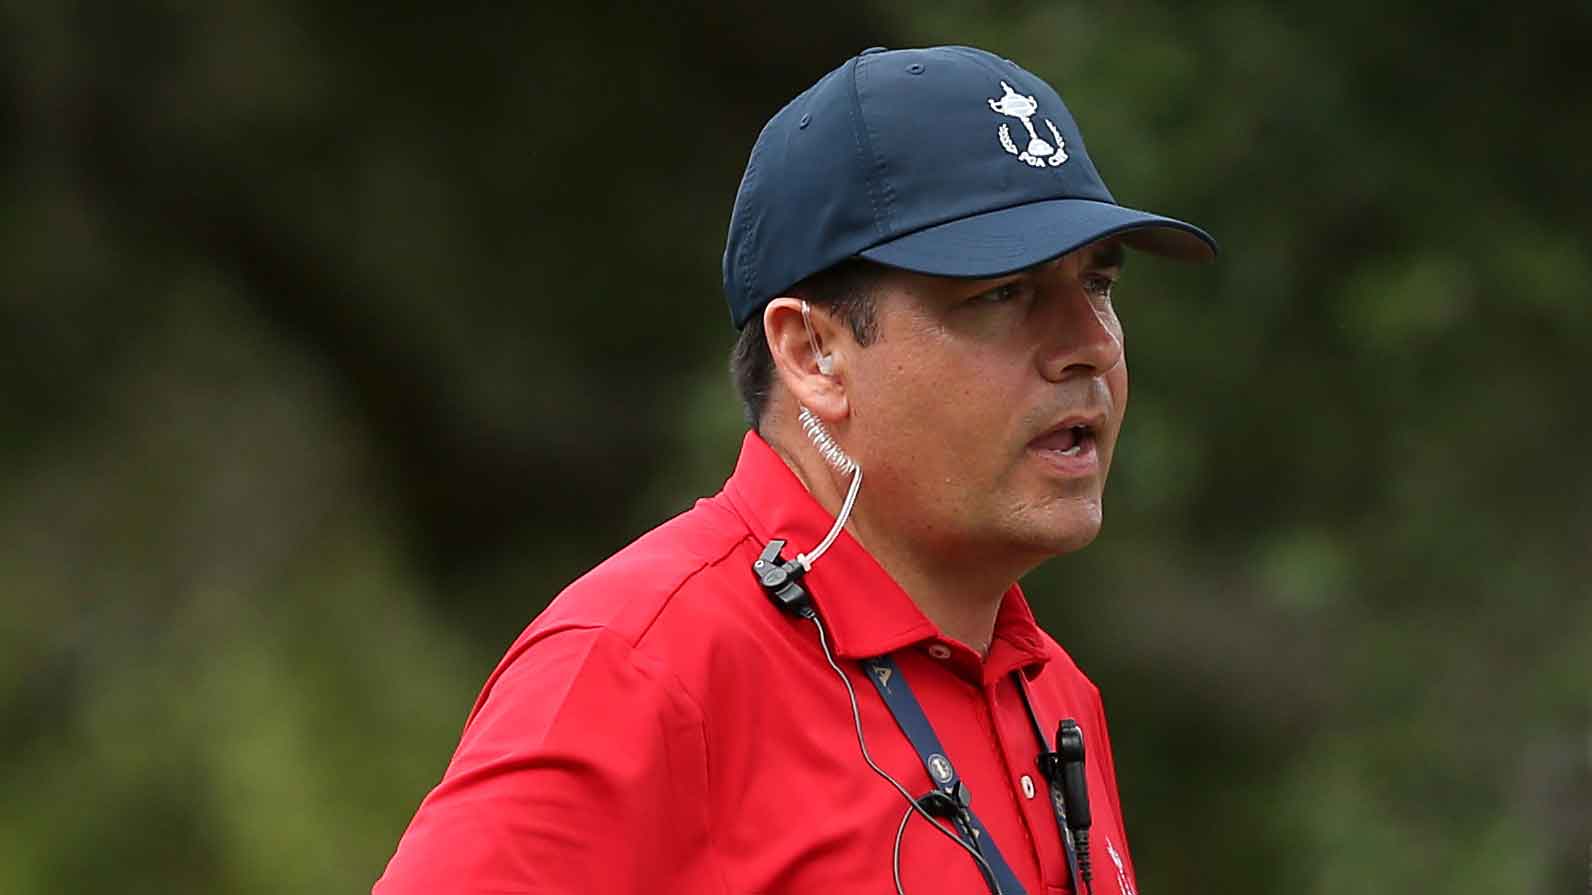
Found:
<box><xmin>988</xmin><ymin>81</ymin><xmax>1067</xmax><ymax>168</ymax></box>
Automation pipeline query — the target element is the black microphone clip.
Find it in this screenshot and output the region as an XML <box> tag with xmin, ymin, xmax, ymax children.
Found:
<box><xmin>754</xmin><ymin>539</ymin><xmax>814</xmax><ymax>618</ymax></box>
<box><xmin>917</xmin><ymin>781</ymin><xmax>982</xmax><ymax>848</ymax></box>
<box><xmin>1056</xmin><ymin>719</ymin><xmax>1092</xmax><ymax>890</ymax></box>
<box><xmin>916</xmin><ymin>780</ymin><xmax>972</xmax><ymax>821</ymax></box>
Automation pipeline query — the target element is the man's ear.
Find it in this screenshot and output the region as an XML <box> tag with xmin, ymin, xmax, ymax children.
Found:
<box><xmin>764</xmin><ymin>297</ymin><xmax>848</xmax><ymax>422</ymax></box>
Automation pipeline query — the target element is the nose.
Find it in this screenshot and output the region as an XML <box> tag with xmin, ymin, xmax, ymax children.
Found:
<box><xmin>1035</xmin><ymin>276</ymin><xmax>1123</xmax><ymax>383</ymax></box>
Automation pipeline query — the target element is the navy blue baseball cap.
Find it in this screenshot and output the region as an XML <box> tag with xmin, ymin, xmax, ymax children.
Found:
<box><xmin>723</xmin><ymin>45</ymin><xmax>1218</xmax><ymax>328</ymax></box>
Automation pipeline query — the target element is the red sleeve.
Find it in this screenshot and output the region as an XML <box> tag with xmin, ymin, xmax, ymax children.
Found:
<box><xmin>373</xmin><ymin>625</ymin><xmax>722</xmax><ymax>894</ymax></box>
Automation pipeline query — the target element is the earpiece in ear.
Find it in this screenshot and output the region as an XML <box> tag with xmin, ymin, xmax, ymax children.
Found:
<box><xmin>801</xmin><ymin>300</ymin><xmax>835</xmax><ymax>376</ymax></box>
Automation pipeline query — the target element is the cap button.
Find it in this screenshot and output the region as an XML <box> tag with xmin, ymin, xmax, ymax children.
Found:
<box><xmin>860</xmin><ymin>46</ymin><xmax>888</xmax><ymax>55</ymax></box>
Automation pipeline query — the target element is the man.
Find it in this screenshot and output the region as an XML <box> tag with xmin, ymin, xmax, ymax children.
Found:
<box><xmin>376</xmin><ymin>45</ymin><xmax>1214</xmax><ymax>894</ymax></box>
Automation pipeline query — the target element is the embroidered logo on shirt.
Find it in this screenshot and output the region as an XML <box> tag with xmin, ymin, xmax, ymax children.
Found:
<box><xmin>1106</xmin><ymin>837</ymin><xmax>1137</xmax><ymax>895</ymax></box>
<box><xmin>987</xmin><ymin>81</ymin><xmax>1067</xmax><ymax>169</ymax></box>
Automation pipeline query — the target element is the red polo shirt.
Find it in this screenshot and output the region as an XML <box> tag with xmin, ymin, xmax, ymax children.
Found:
<box><xmin>375</xmin><ymin>432</ymin><xmax>1141</xmax><ymax>895</ymax></box>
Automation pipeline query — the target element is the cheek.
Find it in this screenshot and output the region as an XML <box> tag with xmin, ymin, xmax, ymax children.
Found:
<box><xmin>855</xmin><ymin>348</ymin><xmax>997</xmax><ymax>465</ymax></box>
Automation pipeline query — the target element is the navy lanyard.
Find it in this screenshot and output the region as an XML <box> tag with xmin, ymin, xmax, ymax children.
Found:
<box><xmin>861</xmin><ymin>655</ymin><xmax>1084</xmax><ymax>895</ymax></box>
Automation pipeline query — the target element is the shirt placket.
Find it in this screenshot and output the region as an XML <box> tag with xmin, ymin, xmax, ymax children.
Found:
<box><xmin>986</xmin><ymin>674</ymin><xmax>1073</xmax><ymax>892</ymax></box>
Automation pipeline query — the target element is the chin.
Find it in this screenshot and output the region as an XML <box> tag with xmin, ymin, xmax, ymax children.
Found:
<box><xmin>1010</xmin><ymin>502</ymin><xmax>1104</xmax><ymax>558</ymax></box>
<box><xmin>1042</xmin><ymin>525</ymin><xmax>1101</xmax><ymax>556</ymax></box>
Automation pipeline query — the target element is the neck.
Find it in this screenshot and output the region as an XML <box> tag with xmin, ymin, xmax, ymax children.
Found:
<box><xmin>767</xmin><ymin>428</ymin><xmax>1022</xmax><ymax>656</ymax></box>
<box><xmin>847</xmin><ymin>510</ymin><xmax>1018</xmax><ymax>656</ymax></box>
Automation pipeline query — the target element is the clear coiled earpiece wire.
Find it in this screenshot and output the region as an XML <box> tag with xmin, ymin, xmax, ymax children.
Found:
<box><xmin>794</xmin><ymin>302</ymin><xmax>1001</xmax><ymax>895</ymax></box>
<box><xmin>794</xmin><ymin>406</ymin><xmax>860</xmax><ymax>571</ymax></box>
<box><xmin>794</xmin><ymin>300</ymin><xmax>861</xmax><ymax>572</ymax></box>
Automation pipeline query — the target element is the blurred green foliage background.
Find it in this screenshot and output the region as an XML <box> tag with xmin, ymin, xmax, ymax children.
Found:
<box><xmin>3</xmin><ymin>3</ymin><xmax>1588</xmax><ymax>893</ymax></box>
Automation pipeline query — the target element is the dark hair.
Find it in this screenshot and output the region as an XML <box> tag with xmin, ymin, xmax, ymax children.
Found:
<box><xmin>730</xmin><ymin>258</ymin><xmax>885</xmax><ymax>429</ymax></box>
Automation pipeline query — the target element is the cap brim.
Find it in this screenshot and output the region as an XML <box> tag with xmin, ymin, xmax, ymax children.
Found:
<box><xmin>857</xmin><ymin>197</ymin><xmax>1217</xmax><ymax>277</ymax></box>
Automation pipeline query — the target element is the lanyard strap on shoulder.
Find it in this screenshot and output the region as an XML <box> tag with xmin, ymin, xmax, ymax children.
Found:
<box><xmin>861</xmin><ymin>656</ymin><xmax>1027</xmax><ymax>895</ymax></box>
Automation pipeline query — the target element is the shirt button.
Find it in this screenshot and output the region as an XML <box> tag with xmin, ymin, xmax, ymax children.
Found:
<box><xmin>1020</xmin><ymin>775</ymin><xmax>1036</xmax><ymax>799</ymax></box>
<box><xmin>926</xmin><ymin>643</ymin><xmax>952</xmax><ymax>660</ymax></box>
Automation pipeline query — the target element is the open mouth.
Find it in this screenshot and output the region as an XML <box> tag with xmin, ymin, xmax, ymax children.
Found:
<box><xmin>1031</xmin><ymin>422</ymin><xmax>1097</xmax><ymax>457</ymax></box>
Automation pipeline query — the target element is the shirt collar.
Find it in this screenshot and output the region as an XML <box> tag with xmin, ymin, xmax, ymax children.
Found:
<box><xmin>721</xmin><ymin>431</ymin><xmax>1051</xmax><ymax>678</ymax></box>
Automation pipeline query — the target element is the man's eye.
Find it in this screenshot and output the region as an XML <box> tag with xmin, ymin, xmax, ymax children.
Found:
<box><xmin>1083</xmin><ymin>275</ymin><xmax>1116</xmax><ymax>301</ymax></box>
<box><xmin>973</xmin><ymin>281</ymin><xmax>1028</xmax><ymax>304</ymax></box>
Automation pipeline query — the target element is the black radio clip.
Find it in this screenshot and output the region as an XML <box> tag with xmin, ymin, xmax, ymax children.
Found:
<box><xmin>754</xmin><ymin>539</ymin><xmax>814</xmax><ymax>618</ymax></box>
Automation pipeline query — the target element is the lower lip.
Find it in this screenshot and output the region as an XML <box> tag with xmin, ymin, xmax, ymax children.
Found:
<box><xmin>1027</xmin><ymin>438</ymin><xmax>1100</xmax><ymax>478</ymax></box>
